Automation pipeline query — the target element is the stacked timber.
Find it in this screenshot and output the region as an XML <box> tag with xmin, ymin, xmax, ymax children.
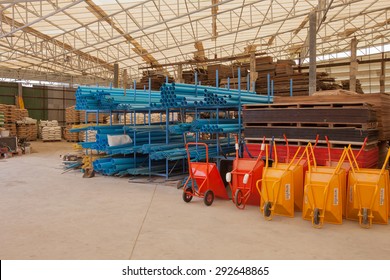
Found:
<box><xmin>182</xmin><ymin>68</ymin><xmax>208</xmax><ymax>84</ymax></box>
<box><xmin>243</xmin><ymin>100</ymin><xmax>379</xmax><ymax>146</ymax></box>
<box><xmin>136</xmin><ymin>70</ymin><xmax>174</xmax><ymax>90</ymax></box>
<box><xmin>207</xmin><ymin>64</ymin><xmax>232</xmax><ymax>80</ymax></box>
<box><xmin>341</xmin><ymin>79</ymin><xmax>364</xmax><ymax>94</ymax></box>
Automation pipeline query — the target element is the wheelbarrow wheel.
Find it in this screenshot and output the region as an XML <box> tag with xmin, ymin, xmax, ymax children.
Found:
<box><xmin>234</xmin><ymin>189</ymin><xmax>244</xmax><ymax>209</ymax></box>
<box><xmin>182</xmin><ymin>187</ymin><xmax>193</xmax><ymax>203</ymax></box>
<box><xmin>362</xmin><ymin>208</ymin><xmax>369</xmax><ymax>225</ymax></box>
<box><xmin>204</xmin><ymin>190</ymin><xmax>214</xmax><ymax>206</ymax></box>
<box><xmin>313</xmin><ymin>208</ymin><xmax>320</xmax><ymax>225</ymax></box>
<box><xmin>264</xmin><ymin>201</ymin><xmax>272</xmax><ymax>218</ymax></box>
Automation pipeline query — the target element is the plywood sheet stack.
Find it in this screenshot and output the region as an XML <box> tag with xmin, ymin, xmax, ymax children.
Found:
<box><xmin>274</xmin><ymin>92</ymin><xmax>390</xmax><ymax>141</ymax></box>
<box><xmin>243</xmin><ymin>100</ymin><xmax>379</xmax><ymax>146</ymax></box>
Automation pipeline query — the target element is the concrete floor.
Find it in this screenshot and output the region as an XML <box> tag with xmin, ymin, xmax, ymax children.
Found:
<box><xmin>0</xmin><ymin>141</ymin><xmax>390</xmax><ymax>260</ymax></box>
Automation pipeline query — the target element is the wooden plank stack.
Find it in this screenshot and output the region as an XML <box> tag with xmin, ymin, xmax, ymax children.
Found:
<box><xmin>136</xmin><ymin>70</ymin><xmax>174</xmax><ymax>90</ymax></box>
<box><xmin>207</xmin><ymin>64</ymin><xmax>232</xmax><ymax>80</ymax></box>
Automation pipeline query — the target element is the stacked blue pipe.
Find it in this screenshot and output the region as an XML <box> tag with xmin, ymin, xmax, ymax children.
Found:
<box><xmin>75</xmin><ymin>86</ymin><xmax>161</xmax><ymax>110</ymax></box>
<box><xmin>158</xmin><ymin>82</ymin><xmax>272</xmax><ymax>108</ymax></box>
<box><xmin>149</xmin><ymin>140</ymin><xmax>235</xmax><ymax>161</ymax></box>
<box><xmin>92</xmin><ymin>157</ymin><xmax>146</xmax><ymax>176</ymax></box>
<box><xmin>70</xmin><ymin>125</ymin><xmax>185</xmax><ymax>154</ymax></box>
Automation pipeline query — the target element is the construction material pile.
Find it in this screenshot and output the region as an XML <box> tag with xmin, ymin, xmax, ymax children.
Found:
<box><xmin>39</xmin><ymin>120</ymin><xmax>61</xmax><ymax>141</ymax></box>
<box><xmin>159</xmin><ymin>82</ymin><xmax>272</xmax><ymax>108</ymax></box>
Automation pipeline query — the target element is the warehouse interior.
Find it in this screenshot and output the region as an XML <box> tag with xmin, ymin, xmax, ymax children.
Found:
<box><xmin>1</xmin><ymin>0</ymin><xmax>390</xmax><ymax>260</ymax></box>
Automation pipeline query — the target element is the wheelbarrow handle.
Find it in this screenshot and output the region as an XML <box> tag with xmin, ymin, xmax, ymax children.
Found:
<box><xmin>185</xmin><ymin>142</ymin><xmax>209</xmax><ymax>165</ymax></box>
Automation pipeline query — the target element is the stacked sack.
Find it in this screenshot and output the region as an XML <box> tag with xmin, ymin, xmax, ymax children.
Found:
<box><xmin>16</xmin><ymin>117</ymin><xmax>38</xmax><ymax>141</ymax></box>
<box><xmin>39</xmin><ymin>120</ymin><xmax>62</xmax><ymax>141</ymax></box>
<box><xmin>0</xmin><ymin>110</ymin><xmax>4</xmax><ymax>127</ymax></box>
<box><xmin>79</xmin><ymin>129</ymin><xmax>97</xmax><ymax>142</ymax></box>
<box><xmin>65</xmin><ymin>106</ymin><xmax>80</xmax><ymax>142</ymax></box>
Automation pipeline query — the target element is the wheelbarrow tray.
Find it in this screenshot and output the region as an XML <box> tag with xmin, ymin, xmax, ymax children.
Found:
<box><xmin>231</xmin><ymin>158</ymin><xmax>263</xmax><ymax>205</ymax></box>
<box><xmin>346</xmin><ymin>169</ymin><xmax>389</xmax><ymax>224</ymax></box>
<box><xmin>274</xmin><ymin>162</ymin><xmax>304</xmax><ymax>212</ymax></box>
<box><xmin>260</xmin><ymin>168</ymin><xmax>295</xmax><ymax>218</ymax></box>
<box><xmin>189</xmin><ymin>162</ymin><xmax>229</xmax><ymax>199</ymax></box>
<box><xmin>302</xmin><ymin>170</ymin><xmax>344</xmax><ymax>225</ymax></box>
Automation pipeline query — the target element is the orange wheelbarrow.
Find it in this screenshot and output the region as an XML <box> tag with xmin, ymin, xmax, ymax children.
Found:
<box><xmin>226</xmin><ymin>136</ymin><xmax>265</xmax><ymax>209</ymax></box>
<box><xmin>182</xmin><ymin>142</ymin><xmax>229</xmax><ymax>206</ymax></box>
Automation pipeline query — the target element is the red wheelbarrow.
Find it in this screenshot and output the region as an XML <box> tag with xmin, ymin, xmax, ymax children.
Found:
<box><xmin>226</xmin><ymin>136</ymin><xmax>265</xmax><ymax>209</ymax></box>
<box><xmin>182</xmin><ymin>142</ymin><xmax>229</xmax><ymax>206</ymax></box>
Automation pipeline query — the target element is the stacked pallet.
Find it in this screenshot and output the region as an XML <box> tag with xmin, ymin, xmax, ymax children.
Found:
<box><xmin>274</xmin><ymin>92</ymin><xmax>390</xmax><ymax>141</ymax></box>
<box><xmin>243</xmin><ymin>101</ymin><xmax>379</xmax><ymax>146</ymax></box>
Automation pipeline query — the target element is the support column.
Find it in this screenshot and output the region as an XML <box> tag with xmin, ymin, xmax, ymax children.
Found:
<box><xmin>177</xmin><ymin>64</ymin><xmax>184</xmax><ymax>83</ymax></box>
<box><xmin>249</xmin><ymin>52</ymin><xmax>258</xmax><ymax>92</ymax></box>
<box><xmin>17</xmin><ymin>83</ymin><xmax>23</xmax><ymax>109</ymax></box>
<box><xmin>380</xmin><ymin>52</ymin><xmax>386</xmax><ymax>94</ymax></box>
<box><xmin>350</xmin><ymin>37</ymin><xmax>358</xmax><ymax>92</ymax></box>
<box><xmin>113</xmin><ymin>63</ymin><xmax>119</xmax><ymax>88</ymax></box>
<box><xmin>308</xmin><ymin>10</ymin><xmax>317</xmax><ymax>95</ymax></box>
<box><xmin>122</xmin><ymin>69</ymin><xmax>128</xmax><ymax>96</ymax></box>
